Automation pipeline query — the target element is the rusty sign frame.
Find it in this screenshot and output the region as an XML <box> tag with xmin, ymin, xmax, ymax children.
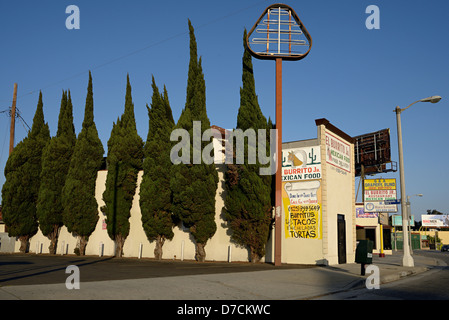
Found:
<box><xmin>245</xmin><ymin>3</ymin><xmax>312</xmax><ymax>61</ymax></box>
<box><xmin>354</xmin><ymin>128</ymin><xmax>397</xmax><ymax>177</ymax></box>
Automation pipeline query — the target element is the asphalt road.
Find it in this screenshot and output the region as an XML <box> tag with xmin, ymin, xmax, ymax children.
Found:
<box><xmin>316</xmin><ymin>250</ymin><xmax>449</xmax><ymax>300</ymax></box>
<box><xmin>0</xmin><ymin>253</ymin><xmax>315</xmax><ymax>287</ymax></box>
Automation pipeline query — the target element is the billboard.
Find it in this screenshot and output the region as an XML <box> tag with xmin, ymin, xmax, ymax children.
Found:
<box><xmin>421</xmin><ymin>215</ymin><xmax>449</xmax><ymax>227</ymax></box>
<box><xmin>354</xmin><ymin>129</ymin><xmax>396</xmax><ymax>176</ymax></box>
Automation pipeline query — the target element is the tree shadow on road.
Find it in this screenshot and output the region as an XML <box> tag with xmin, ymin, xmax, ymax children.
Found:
<box><xmin>0</xmin><ymin>255</ymin><xmax>114</xmax><ymax>286</ymax></box>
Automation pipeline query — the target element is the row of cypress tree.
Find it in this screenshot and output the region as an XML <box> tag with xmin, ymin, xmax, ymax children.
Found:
<box><xmin>2</xmin><ymin>72</ymin><xmax>104</xmax><ymax>255</ymax></box>
<box><xmin>1</xmin><ymin>22</ymin><xmax>273</xmax><ymax>262</ymax></box>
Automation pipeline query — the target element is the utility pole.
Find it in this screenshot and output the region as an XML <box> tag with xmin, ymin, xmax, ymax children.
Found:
<box><xmin>9</xmin><ymin>83</ymin><xmax>18</xmax><ymax>155</ymax></box>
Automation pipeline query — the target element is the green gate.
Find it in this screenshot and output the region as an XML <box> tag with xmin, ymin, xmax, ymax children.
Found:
<box><xmin>392</xmin><ymin>232</ymin><xmax>420</xmax><ymax>250</ymax></box>
<box><xmin>411</xmin><ymin>233</ymin><xmax>421</xmax><ymax>249</ymax></box>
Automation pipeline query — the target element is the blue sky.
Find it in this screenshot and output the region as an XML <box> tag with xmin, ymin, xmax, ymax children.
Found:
<box><xmin>1</xmin><ymin>0</ymin><xmax>448</xmax><ymax>220</ymax></box>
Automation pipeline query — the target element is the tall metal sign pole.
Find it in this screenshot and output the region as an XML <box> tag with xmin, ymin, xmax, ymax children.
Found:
<box><xmin>246</xmin><ymin>3</ymin><xmax>312</xmax><ymax>266</ymax></box>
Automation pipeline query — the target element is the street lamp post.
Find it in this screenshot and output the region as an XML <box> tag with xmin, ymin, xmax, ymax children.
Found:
<box><xmin>394</xmin><ymin>96</ymin><xmax>441</xmax><ymax>267</ymax></box>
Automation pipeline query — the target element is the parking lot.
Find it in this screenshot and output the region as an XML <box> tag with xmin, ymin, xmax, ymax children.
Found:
<box><xmin>0</xmin><ymin>253</ymin><xmax>314</xmax><ymax>287</ymax></box>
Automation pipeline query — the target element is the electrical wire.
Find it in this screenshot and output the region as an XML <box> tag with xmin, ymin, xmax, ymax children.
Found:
<box><xmin>14</xmin><ymin>107</ymin><xmax>31</xmax><ymax>132</ymax></box>
<box><xmin>0</xmin><ymin>106</ymin><xmax>30</xmax><ymax>139</ymax></box>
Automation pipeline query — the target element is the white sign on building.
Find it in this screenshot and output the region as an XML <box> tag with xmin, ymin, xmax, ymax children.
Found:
<box><xmin>364</xmin><ymin>201</ymin><xmax>397</xmax><ymax>213</ymax></box>
<box><xmin>325</xmin><ymin>130</ymin><xmax>351</xmax><ymax>173</ymax></box>
<box><xmin>282</xmin><ymin>146</ymin><xmax>321</xmax><ymax>181</ymax></box>
<box><xmin>364</xmin><ymin>189</ymin><xmax>397</xmax><ymax>201</ymax></box>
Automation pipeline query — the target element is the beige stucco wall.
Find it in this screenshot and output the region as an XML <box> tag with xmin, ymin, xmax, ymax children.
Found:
<box><xmin>27</xmin><ymin>170</ymin><xmax>112</xmax><ymax>256</ymax></box>
<box><xmin>23</xmin><ymin>165</ymin><xmax>253</xmax><ymax>262</ymax></box>
<box><xmin>420</xmin><ymin>230</ymin><xmax>449</xmax><ymax>245</ymax></box>
<box><xmin>318</xmin><ymin>123</ymin><xmax>356</xmax><ymax>265</ymax></box>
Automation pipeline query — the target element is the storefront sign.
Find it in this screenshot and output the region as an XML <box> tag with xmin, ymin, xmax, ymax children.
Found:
<box><xmin>364</xmin><ymin>201</ymin><xmax>397</xmax><ymax>213</ymax></box>
<box><xmin>282</xmin><ymin>146</ymin><xmax>321</xmax><ymax>181</ymax></box>
<box><xmin>364</xmin><ymin>189</ymin><xmax>397</xmax><ymax>201</ymax></box>
<box><xmin>325</xmin><ymin>130</ymin><xmax>351</xmax><ymax>173</ymax></box>
<box><xmin>282</xmin><ymin>145</ymin><xmax>322</xmax><ymax>239</ymax></box>
<box><xmin>364</xmin><ymin>179</ymin><xmax>397</xmax><ymax>212</ymax></box>
<box><xmin>364</xmin><ymin>179</ymin><xmax>396</xmax><ymax>190</ymax></box>
<box><xmin>356</xmin><ymin>207</ymin><xmax>378</xmax><ymax>218</ymax></box>
<box><xmin>282</xmin><ymin>180</ymin><xmax>322</xmax><ymax>239</ymax></box>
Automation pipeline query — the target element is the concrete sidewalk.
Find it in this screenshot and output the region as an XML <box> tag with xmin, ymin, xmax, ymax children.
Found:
<box><xmin>0</xmin><ymin>251</ymin><xmax>443</xmax><ymax>300</ymax></box>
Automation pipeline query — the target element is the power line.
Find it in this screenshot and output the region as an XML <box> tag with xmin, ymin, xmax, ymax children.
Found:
<box><xmin>16</xmin><ymin>107</ymin><xmax>31</xmax><ymax>132</ymax></box>
<box><xmin>0</xmin><ymin>105</ymin><xmax>30</xmax><ymax>135</ymax></box>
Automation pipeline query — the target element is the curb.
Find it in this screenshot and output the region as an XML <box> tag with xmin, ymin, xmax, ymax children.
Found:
<box><xmin>304</xmin><ymin>264</ymin><xmax>434</xmax><ymax>300</ymax></box>
<box><xmin>380</xmin><ymin>266</ymin><xmax>429</xmax><ymax>284</ymax></box>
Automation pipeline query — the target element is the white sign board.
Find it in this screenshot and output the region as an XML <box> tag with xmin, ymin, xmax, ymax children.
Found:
<box><xmin>421</xmin><ymin>215</ymin><xmax>449</xmax><ymax>227</ymax></box>
<box><xmin>282</xmin><ymin>146</ymin><xmax>321</xmax><ymax>182</ymax></box>
<box><xmin>364</xmin><ymin>189</ymin><xmax>397</xmax><ymax>201</ymax></box>
<box><xmin>325</xmin><ymin>130</ymin><xmax>351</xmax><ymax>173</ymax></box>
<box><xmin>364</xmin><ymin>201</ymin><xmax>398</xmax><ymax>213</ymax></box>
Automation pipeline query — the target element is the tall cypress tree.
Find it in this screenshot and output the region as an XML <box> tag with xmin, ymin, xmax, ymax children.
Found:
<box><xmin>102</xmin><ymin>74</ymin><xmax>144</xmax><ymax>257</ymax></box>
<box><xmin>62</xmin><ymin>71</ymin><xmax>104</xmax><ymax>256</ymax></box>
<box><xmin>170</xmin><ymin>20</ymin><xmax>218</xmax><ymax>262</ymax></box>
<box><xmin>37</xmin><ymin>90</ymin><xmax>76</xmax><ymax>254</ymax></box>
<box><xmin>224</xmin><ymin>29</ymin><xmax>273</xmax><ymax>263</ymax></box>
<box><xmin>140</xmin><ymin>76</ymin><xmax>175</xmax><ymax>260</ymax></box>
<box><xmin>2</xmin><ymin>91</ymin><xmax>50</xmax><ymax>252</ymax></box>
